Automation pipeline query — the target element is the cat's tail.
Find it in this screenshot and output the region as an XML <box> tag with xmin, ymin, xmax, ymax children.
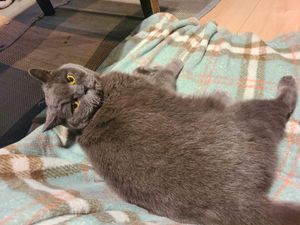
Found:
<box><xmin>199</xmin><ymin>200</ymin><xmax>300</xmax><ymax>225</ymax></box>
<box><xmin>276</xmin><ymin>76</ymin><xmax>298</xmax><ymax>120</ymax></box>
<box><xmin>262</xmin><ymin>200</ymin><xmax>300</xmax><ymax>225</ymax></box>
<box><xmin>230</xmin><ymin>200</ymin><xmax>300</xmax><ymax>225</ymax></box>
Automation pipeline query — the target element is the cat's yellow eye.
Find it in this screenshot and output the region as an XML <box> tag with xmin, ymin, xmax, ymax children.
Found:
<box><xmin>71</xmin><ymin>100</ymin><xmax>80</xmax><ymax>111</ymax></box>
<box><xmin>66</xmin><ymin>74</ymin><xmax>76</xmax><ymax>85</ymax></box>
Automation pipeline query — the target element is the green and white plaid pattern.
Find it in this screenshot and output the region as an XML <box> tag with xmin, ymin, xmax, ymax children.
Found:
<box><xmin>2</xmin><ymin>13</ymin><xmax>300</xmax><ymax>224</ymax></box>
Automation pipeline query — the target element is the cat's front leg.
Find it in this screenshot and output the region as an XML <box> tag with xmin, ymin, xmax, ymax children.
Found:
<box><xmin>133</xmin><ymin>59</ymin><xmax>183</xmax><ymax>92</ymax></box>
<box><xmin>133</xmin><ymin>59</ymin><xmax>183</xmax><ymax>79</ymax></box>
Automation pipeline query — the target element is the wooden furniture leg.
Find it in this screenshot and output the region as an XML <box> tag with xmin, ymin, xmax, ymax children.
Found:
<box><xmin>36</xmin><ymin>0</ymin><xmax>55</xmax><ymax>16</ymax></box>
<box><xmin>36</xmin><ymin>0</ymin><xmax>159</xmax><ymax>18</ymax></box>
<box><xmin>140</xmin><ymin>0</ymin><xmax>160</xmax><ymax>18</ymax></box>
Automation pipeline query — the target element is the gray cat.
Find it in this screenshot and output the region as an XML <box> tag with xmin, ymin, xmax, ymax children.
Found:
<box><xmin>29</xmin><ymin>60</ymin><xmax>300</xmax><ymax>225</ymax></box>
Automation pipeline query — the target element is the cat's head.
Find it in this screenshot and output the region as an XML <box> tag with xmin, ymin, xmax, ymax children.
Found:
<box><xmin>28</xmin><ymin>64</ymin><xmax>103</xmax><ymax>131</ymax></box>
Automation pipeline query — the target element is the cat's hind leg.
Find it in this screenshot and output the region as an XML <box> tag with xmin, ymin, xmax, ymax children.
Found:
<box><xmin>234</xmin><ymin>76</ymin><xmax>298</xmax><ymax>128</ymax></box>
<box><xmin>276</xmin><ymin>76</ymin><xmax>298</xmax><ymax>119</ymax></box>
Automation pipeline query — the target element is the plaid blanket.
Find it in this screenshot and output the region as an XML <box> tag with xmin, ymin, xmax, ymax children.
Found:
<box><xmin>2</xmin><ymin>12</ymin><xmax>300</xmax><ymax>224</ymax></box>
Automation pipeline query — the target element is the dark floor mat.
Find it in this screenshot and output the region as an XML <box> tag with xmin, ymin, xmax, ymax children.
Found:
<box><xmin>0</xmin><ymin>64</ymin><xmax>44</xmax><ymax>147</ymax></box>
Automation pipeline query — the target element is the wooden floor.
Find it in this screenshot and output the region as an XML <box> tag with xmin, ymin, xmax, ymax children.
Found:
<box><xmin>199</xmin><ymin>0</ymin><xmax>300</xmax><ymax>40</ymax></box>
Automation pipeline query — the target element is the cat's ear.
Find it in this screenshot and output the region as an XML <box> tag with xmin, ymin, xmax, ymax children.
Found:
<box><xmin>43</xmin><ymin>110</ymin><xmax>63</xmax><ymax>132</ymax></box>
<box><xmin>28</xmin><ymin>68</ymin><xmax>51</xmax><ymax>83</ymax></box>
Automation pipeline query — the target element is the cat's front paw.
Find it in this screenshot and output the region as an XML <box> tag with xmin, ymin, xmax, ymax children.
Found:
<box><xmin>211</xmin><ymin>91</ymin><xmax>232</xmax><ymax>107</ymax></box>
<box><xmin>166</xmin><ymin>59</ymin><xmax>184</xmax><ymax>77</ymax></box>
<box><xmin>168</xmin><ymin>59</ymin><xmax>184</xmax><ymax>70</ymax></box>
<box><xmin>85</xmin><ymin>89</ymin><xmax>103</xmax><ymax>106</ymax></box>
<box><xmin>133</xmin><ymin>66</ymin><xmax>156</xmax><ymax>77</ymax></box>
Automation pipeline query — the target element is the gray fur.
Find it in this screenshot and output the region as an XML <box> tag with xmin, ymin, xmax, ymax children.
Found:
<box><xmin>29</xmin><ymin>61</ymin><xmax>300</xmax><ymax>225</ymax></box>
<box><xmin>133</xmin><ymin>59</ymin><xmax>183</xmax><ymax>92</ymax></box>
